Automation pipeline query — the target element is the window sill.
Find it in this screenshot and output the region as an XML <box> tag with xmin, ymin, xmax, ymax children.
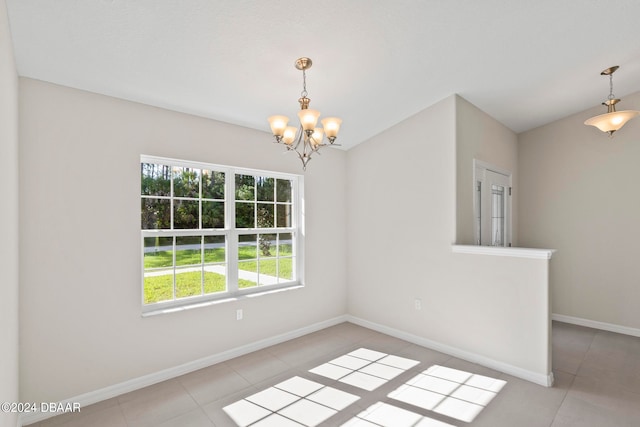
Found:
<box><xmin>142</xmin><ymin>284</ymin><xmax>304</xmax><ymax>317</ymax></box>
<box><xmin>451</xmin><ymin>245</ymin><xmax>556</xmax><ymax>260</ymax></box>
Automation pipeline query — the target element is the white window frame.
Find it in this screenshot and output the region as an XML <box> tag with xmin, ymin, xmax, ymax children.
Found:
<box><xmin>140</xmin><ymin>155</ymin><xmax>304</xmax><ymax>314</ymax></box>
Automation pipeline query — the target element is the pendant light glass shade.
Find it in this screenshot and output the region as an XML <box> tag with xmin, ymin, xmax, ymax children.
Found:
<box><xmin>282</xmin><ymin>126</ymin><xmax>298</xmax><ymax>145</ymax></box>
<box><xmin>297</xmin><ymin>109</ymin><xmax>321</xmax><ymax>131</ymax></box>
<box><xmin>268</xmin><ymin>115</ymin><xmax>289</xmax><ymax>137</ymax></box>
<box><xmin>321</xmin><ymin>117</ymin><xmax>342</xmax><ymax>140</ymax></box>
<box><xmin>584</xmin><ymin>110</ymin><xmax>640</xmax><ymax>136</ymax></box>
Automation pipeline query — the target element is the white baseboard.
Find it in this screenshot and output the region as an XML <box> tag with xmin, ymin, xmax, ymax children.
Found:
<box><xmin>552</xmin><ymin>314</ymin><xmax>640</xmax><ymax>338</ymax></box>
<box><xmin>346</xmin><ymin>315</ymin><xmax>554</xmax><ymax>388</ymax></box>
<box><xmin>19</xmin><ymin>315</ymin><xmax>348</xmax><ymax>426</ymax></box>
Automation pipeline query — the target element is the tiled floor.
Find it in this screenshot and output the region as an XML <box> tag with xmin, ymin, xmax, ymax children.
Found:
<box><xmin>29</xmin><ymin>321</ymin><xmax>640</xmax><ymax>426</ymax></box>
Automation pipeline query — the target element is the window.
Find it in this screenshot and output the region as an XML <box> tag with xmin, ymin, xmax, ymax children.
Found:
<box><xmin>141</xmin><ymin>156</ymin><xmax>302</xmax><ymax>312</ymax></box>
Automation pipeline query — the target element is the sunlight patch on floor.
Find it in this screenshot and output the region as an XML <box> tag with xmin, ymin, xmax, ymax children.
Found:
<box><xmin>224</xmin><ymin>351</ymin><xmax>506</xmax><ymax>426</ymax></box>
<box><xmin>223</xmin><ymin>376</ymin><xmax>359</xmax><ymax>426</ymax></box>
<box><xmin>309</xmin><ymin>348</ymin><xmax>420</xmax><ymax>391</ymax></box>
<box><xmin>342</xmin><ymin>401</ymin><xmax>456</xmax><ymax>427</ymax></box>
<box><xmin>388</xmin><ymin>365</ymin><xmax>507</xmax><ymax>423</ymax></box>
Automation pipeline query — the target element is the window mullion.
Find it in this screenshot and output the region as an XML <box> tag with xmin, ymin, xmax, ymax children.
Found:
<box><xmin>172</xmin><ymin>236</ymin><xmax>177</xmax><ymax>301</ymax></box>
<box><xmin>201</xmin><ymin>235</ymin><xmax>205</xmax><ymax>297</ymax></box>
<box><xmin>227</xmin><ymin>169</ymin><xmax>238</xmax><ymax>292</ymax></box>
<box><xmin>170</xmin><ymin>168</ymin><xmax>176</xmax><ymax>301</ymax></box>
<box><xmin>199</xmin><ymin>171</ymin><xmax>204</xmax><ymax>296</ymax></box>
<box><xmin>254</xmin><ymin>177</ymin><xmax>258</xmax><ymax>229</ymax></box>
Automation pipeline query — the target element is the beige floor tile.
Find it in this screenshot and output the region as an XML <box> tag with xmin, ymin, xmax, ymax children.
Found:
<box><xmin>391</xmin><ymin>344</ymin><xmax>452</xmax><ymax>368</ymax></box>
<box><xmin>179</xmin><ymin>362</ymin><xmax>251</xmax><ymax>405</ymax></box>
<box><xmin>577</xmin><ymin>355</ymin><xmax>640</xmax><ymax>395</ymax></box>
<box><xmin>358</xmin><ymin>332</ymin><xmax>414</xmax><ymax>354</ymax></box>
<box><xmin>200</xmin><ymin>387</ymin><xmax>260</xmax><ymax>427</ymax></box>
<box><xmin>577</xmin><ymin>330</ymin><xmax>640</xmax><ymax>395</ymax></box>
<box><xmin>551</xmin><ymin>323</ymin><xmax>594</xmax><ymax>375</ymax></box>
<box><xmin>266</xmin><ymin>335</ymin><xmax>348</xmax><ymax>367</ymax></box>
<box><xmin>322</xmin><ymin>322</ymin><xmax>379</xmax><ymax>342</ymax></box>
<box><xmin>224</xmin><ymin>349</ymin><xmax>292</xmax><ymax>384</ymax></box>
<box><xmin>441</xmin><ymin>357</ymin><xmax>502</xmax><ymax>379</ymax></box>
<box><xmin>552</xmin><ymin>374</ymin><xmax>640</xmax><ymax>427</ymax></box>
<box><xmin>118</xmin><ymin>379</ymin><xmax>199</xmax><ymax>426</ymax></box>
<box><xmin>31</xmin><ymin>401</ymin><xmax>126</xmax><ymax>427</ymax></box>
<box><xmin>155</xmin><ymin>407</ymin><xmax>215</xmax><ymax>427</ymax></box>
<box><xmin>468</xmin><ymin>371</ymin><xmax>573</xmax><ymax>427</ymax></box>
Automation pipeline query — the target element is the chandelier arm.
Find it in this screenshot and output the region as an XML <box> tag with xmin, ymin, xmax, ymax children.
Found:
<box><xmin>302</xmin><ymin>136</ymin><xmax>311</xmax><ymax>158</ymax></box>
<box><xmin>309</xmin><ymin>135</ymin><xmax>324</xmax><ymax>149</ymax></box>
<box><xmin>292</xmin><ymin>127</ymin><xmax>304</xmax><ymax>151</ymax></box>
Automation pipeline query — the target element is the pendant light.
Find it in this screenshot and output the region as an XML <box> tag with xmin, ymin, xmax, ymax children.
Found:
<box><xmin>584</xmin><ymin>66</ymin><xmax>640</xmax><ymax>136</ymax></box>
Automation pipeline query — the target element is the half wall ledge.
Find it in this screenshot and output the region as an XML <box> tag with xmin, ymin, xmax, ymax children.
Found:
<box><xmin>451</xmin><ymin>245</ymin><xmax>556</xmax><ymax>259</ymax></box>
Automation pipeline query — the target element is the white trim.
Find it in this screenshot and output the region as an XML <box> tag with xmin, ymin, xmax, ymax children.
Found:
<box><xmin>142</xmin><ymin>285</ymin><xmax>304</xmax><ymax>317</ymax></box>
<box><xmin>452</xmin><ymin>244</ymin><xmax>556</xmax><ymax>260</ymax></box>
<box><xmin>473</xmin><ymin>159</ymin><xmax>512</xmax><ymax>177</ymax></box>
<box><xmin>346</xmin><ymin>315</ymin><xmax>554</xmax><ymax>388</ymax></box>
<box><xmin>140</xmin><ymin>154</ymin><xmax>298</xmax><ymax>181</ymax></box>
<box><xmin>19</xmin><ymin>315</ymin><xmax>348</xmax><ymax>426</ymax></box>
<box><xmin>552</xmin><ymin>314</ymin><xmax>640</xmax><ymax>338</ymax></box>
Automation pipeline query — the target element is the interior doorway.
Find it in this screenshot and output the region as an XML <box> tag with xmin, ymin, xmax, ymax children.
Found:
<box><xmin>474</xmin><ymin>160</ymin><xmax>512</xmax><ymax>247</ymax></box>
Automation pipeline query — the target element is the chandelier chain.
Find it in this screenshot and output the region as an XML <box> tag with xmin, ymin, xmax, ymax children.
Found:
<box><xmin>608</xmin><ymin>73</ymin><xmax>615</xmax><ymax>101</ymax></box>
<box><xmin>301</xmin><ymin>68</ymin><xmax>308</xmax><ymax>98</ymax></box>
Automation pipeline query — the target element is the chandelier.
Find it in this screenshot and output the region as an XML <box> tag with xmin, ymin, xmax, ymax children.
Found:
<box><xmin>584</xmin><ymin>65</ymin><xmax>640</xmax><ymax>136</ymax></box>
<box><xmin>268</xmin><ymin>57</ymin><xmax>342</xmax><ymax>170</ymax></box>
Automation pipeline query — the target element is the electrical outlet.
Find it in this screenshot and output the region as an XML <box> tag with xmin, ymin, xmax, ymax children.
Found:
<box><xmin>236</xmin><ymin>309</ymin><xmax>243</xmax><ymax>320</ymax></box>
<box><xmin>414</xmin><ymin>299</ymin><xmax>422</xmax><ymax>310</ymax></box>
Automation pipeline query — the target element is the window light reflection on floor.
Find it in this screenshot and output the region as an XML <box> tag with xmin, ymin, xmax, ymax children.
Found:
<box><xmin>388</xmin><ymin>365</ymin><xmax>507</xmax><ymax>423</ymax></box>
<box><xmin>342</xmin><ymin>401</ymin><xmax>456</xmax><ymax>427</ymax></box>
<box><xmin>309</xmin><ymin>348</ymin><xmax>420</xmax><ymax>391</ymax></box>
<box><xmin>223</xmin><ymin>351</ymin><xmax>506</xmax><ymax>426</ymax></box>
<box><xmin>223</xmin><ymin>375</ymin><xmax>359</xmax><ymax>426</ymax></box>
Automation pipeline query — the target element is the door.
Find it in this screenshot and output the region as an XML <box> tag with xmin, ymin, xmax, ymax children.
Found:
<box><xmin>474</xmin><ymin>162</ymin><xmax>511</xmax><ymax>247</ymax></box>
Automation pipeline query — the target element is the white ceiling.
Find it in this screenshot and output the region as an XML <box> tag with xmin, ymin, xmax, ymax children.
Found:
<box><xmin>6</xmin><ymin>0</ymin><xmax>640</xmax><ymax>150</ymax></box>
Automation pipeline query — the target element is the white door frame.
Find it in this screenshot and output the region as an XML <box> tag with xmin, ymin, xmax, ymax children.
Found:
<box><xmin>473</xmin><ymin>159</ymin><xmax>512</xmax><ymax>247</ymax></box>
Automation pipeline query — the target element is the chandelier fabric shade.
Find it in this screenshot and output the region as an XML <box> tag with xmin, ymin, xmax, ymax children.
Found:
<box><xmin>584</xmin><ymin>66</ymin><xmax>640</xmax><ymax>136</ymax></box>
<box><xmin>584</xmin><ymin>110</ymin><xmax>640</xmax><ymax>135</ymax></box>
<box><xmin>268</xmin><ymin>57</ymin><xmax>342</xmax><ymax>170</ymax></box>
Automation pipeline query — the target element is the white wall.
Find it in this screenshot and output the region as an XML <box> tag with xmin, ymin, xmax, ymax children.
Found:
<box><xmin>0</xmin><ymin>0</ymin><xmax>19</xmax><ymax>425</ymax></box>
<box><xmin>518</xmin><ymin>91</ymin><xmax>640</xmax><ymax>331</ymax></box>
<box><xmin>18</xmin><ymin>78</ymin><xmax>348</xmax><ymax>404</ymax></box>
<box><xmin>455</xmin><ymin>95</ymin><xmax>519</xmax><ymax>245</ymax></box>
<box><xmin>347</xmin><ymin>96</ymin><xmax>552</xmax><ymax>383</ymax></box>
